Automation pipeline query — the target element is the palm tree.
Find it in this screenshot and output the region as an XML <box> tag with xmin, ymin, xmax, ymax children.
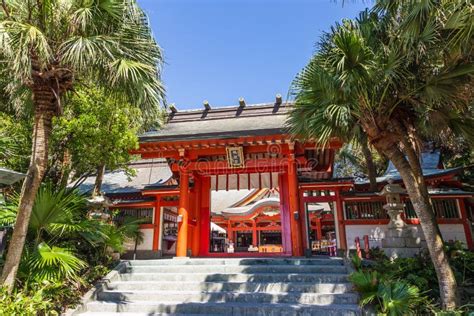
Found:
<box><xmin>358</xmin><ymin>133</ymin><xmax>378</xmax><ymax>192</ymax></box>
<box><xmin>336</xmin><ymin>139</ymin><xmax>383</xmax><ymax>190</ymax></box>
<box><xmin>288</xmin><ymin>2</ymin><xmax>473</xmax><ymax>310</ymax></box>
<box><xmin>335</xmin><ymin>128</ymin><xmax>380</xmax><ymax>191</ymax></box>
<box><xmin>0</xmin><ymin>0</ymin><xmax>164</xmax><ymax>290</ymax></box>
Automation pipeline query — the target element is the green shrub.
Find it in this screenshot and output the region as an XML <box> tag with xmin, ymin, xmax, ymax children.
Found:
<box><xmin>1</xmin><ymin>185</ymin><xmax>115</xmax><ymax>312</ymax></box>
<box><xmin>368</xmin><ymin>247</ymin><xmax>388</xmax><ymax>261</ymax></box>
<box><xmin>349</xmin><ymin>270</ymin><xmax>380</xmax><ymax>306</ymax></box>
<box><xmin>351</xmin><ymin>243</ymin><xmax>474</xmax><ymax>314</ymax></box>
<box><xmin>377</xmin><ymin>281</ymin><xmax>423</xmax><ymax>315</ymax></box>
<box><xmin>21</xmin><ymin>242</ymin><xmax>87</xmax><ymax>282</ymax></box>
<box><xmin>0</xmin><ymin>285</ymin><xmax>57</xmax><ymax>315</ymax></box>
<box><xmin>349</xmin><ymin>270</ymin><xmax>426</xmax><ymax>315</ymax></box>
<box><xmin>351</xmin><ymin>254</ymin><xmax>362</xmax><ymax>271</ymax></box>
<box><xmin>82</xmin><ymin>264</ymin><xmax>110</xmax><ymax>284</ymax></box>
<box><xmin>39</xmin><ymin>280</ymin><xmax>84</xmax><ymax>312</ymax></box>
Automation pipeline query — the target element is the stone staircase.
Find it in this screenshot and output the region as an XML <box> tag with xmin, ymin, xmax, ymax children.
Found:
<box><xmin>73</xmin><ymin>257</ymin><xmax>361</xmax><ymax>316</ymax></box>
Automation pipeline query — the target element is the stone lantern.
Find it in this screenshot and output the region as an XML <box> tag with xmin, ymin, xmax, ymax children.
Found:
<box><xmin>380</xmin><ymin>180</ymin><xmax>424</xmax><ymax>258</ymax></box>
<box><xmin>380</xmin><ymin>182</ymin><xmax>406</xmax><ymax>237</ymax></box>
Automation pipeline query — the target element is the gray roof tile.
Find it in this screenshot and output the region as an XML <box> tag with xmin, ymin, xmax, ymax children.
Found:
<box><xmin>0</xmin><ymin>167</ymin><xmax>25</xmax><ymax>187</ymax></box>
<box><xmin>357</xmin><ymin>150</ymin><xmax>463</xmax><ymax>184</ymax></box>
<box><xmin>75</xmin><ymin>159</ymin><xmax>173</xmax><ymax>194</ymax></box>
<box><xmin>140</xmin><ymin>102</ymin><xmax>292</xmax><ymax>142</ymax></box>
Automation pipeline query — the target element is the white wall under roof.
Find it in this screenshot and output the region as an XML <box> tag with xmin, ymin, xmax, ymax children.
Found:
<box><xmin>210</xmin><ymin>189</ymin><xmax>254</xmax><ymax>214</ymax></box>
<box><xmin>124</xmin><ymin>228</ymin><xmax>154</xmax><ymax>251</ymax></box>
<box><xmin>210</xmin><ymin>172</ymin><xmax>279</xmax><ymax>191</ymax></box>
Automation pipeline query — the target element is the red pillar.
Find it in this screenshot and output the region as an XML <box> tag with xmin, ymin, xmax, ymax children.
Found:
<box><xmin>252</xmin><ymin>220</ymin><xmax>257</xmax><ymax>247</ymax></box>
<box><xmin>335</xmin><ymin>189</ymin><xmax>347</xmax><ymax>250</ymax></box>
<box><xmin>176</xmin><ymin>169</ymin><xmax>190</xmax><ymax>257</ymax></box>
<box><xmin>191</xmin><ymin>174</ymin><xmax>202</xmax><ymax>256</ymax></box>
<box><xmin>199</xmin><ymin>176</ymin><xmax>211</xmax><ymax>256</ymax></box>
<box><xmin>288</xmin><ymin>149</ymin><xmax>303</xmax><ymax>256</ymax></box>
<box><xmin>152</xmin><ymin>197</ymin><xmax>161</xmax><ymax>251</ymax></box>
<box><xmin>316</xmin><ymin>217</ymin><xmax>322</xmax><ymax>240</ymax></box>
<box><xmin>458</xmin><ymin>198</ymin><xmax>473</xmax><ymax>249</ymax></box>
<box><xmin>279</xmin><ymin>174</ymin><xmax>293</xmax><ymax>255</ymax></box>
<box><xmin>227</xmin><ymin>220</ymin><xmax>233</xmax><ymax>241</ymax></box>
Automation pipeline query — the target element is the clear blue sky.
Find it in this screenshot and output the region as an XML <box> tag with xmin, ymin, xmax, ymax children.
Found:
<box><xmin>137</xmin><ymin>0</ymin><xmax>371</xmax><ymax>110</ymax></box>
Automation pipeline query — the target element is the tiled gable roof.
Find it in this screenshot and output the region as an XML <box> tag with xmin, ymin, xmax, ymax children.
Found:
<box><xmin>357</xmin><ymin>150</ymin><xmax>463</xmax><ymax>184</ymax></box>
<box><xmin>75</xmin><ymin>159</ymin><xmax>173</xmax><ymax>195</ymax></box>
<box><xmin>140</xmin><ymin>102</ymin><xmax>292</xmax><ymax>142</ymax></box>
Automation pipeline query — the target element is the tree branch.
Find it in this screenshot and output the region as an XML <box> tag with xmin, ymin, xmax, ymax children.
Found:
<box><xmin>70</xmin><ymin>172</ymin><xmax>93</xmax><ymax>191</ymax></box>
<box><xmin>1</xmin><ymin>0</ymin><xmax>10</xmax><ymax>18</ymax></box>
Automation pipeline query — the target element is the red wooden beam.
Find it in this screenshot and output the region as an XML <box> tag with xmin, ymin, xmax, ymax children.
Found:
<box><xmin>134</xmin><ymin>136</ymin><xmax>343</xmax><ymax>160</ymax></box>
<box><xmin>142</xmin><ymin>189</ymin><xmax>180</xmax><ymax>196</ymax></box>
<box><xmin>112</xmin><ymin>201</ymin><xmax>155</xmax><ymax>208</ymax></box>
<box><xmin>300</xmin><ymin>182</ymin><xmax>354</xmax><ymax>190</ymax></box>
<box><xmin>170</xmin><ymin>158</ymin><xmax>292</xmax><ymax>173</ymax></box>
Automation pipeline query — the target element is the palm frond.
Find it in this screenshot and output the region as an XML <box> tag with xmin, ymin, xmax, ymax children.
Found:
<box><xmin>349</xmin><ymin>270</ymin><xmax>380</xmax><ymax>306</ymax></box>
<box><xmin>0</xmin><ymin>20</ymin><xmax>52</xmax><ymax>79</ymax></box>
<box><xmin>29</xmin><ymin>184</ymin><xmax>86</xmax><ymax>238</ymax></box>
<box><xmin>378</xmin><ymin>281</ymin><xmax>422</xmax><ymax>315</ymax></box>
<box><xmin>0</xmin><ymin>204</ymin><xmax>17</xmax><ymax>226</ymax></box>
<box><xmin>0</xmin><ymin>0</ymin><xmax>166</xmax><ymax>120</ymax></box>
<box><xmin>59</xmin><ymin>35</ymin><xmax>118</xmax><ymax>71</ymax></box>
<box><xmin>25</xmin><ymin>242</ymin><xmax>86</xmax><ymax>282</ymax></box>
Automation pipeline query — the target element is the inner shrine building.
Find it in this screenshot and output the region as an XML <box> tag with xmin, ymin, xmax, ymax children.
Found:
<box><xmin>78</xmin><ymin>99</ymin><xmax>474</xmax><ymax>257</ymax></box>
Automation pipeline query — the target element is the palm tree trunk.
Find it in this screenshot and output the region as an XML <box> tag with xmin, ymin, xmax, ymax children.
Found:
<box><xmin>360</xmin><ymin>139</ymin><xmax>378</xmax><ymax>191</ymax></box>
<box><xmin>133</xmin><ymin>237</ymin><xmax>138</xmax><ymax>260</ymax></box>
<box><xmin>384</xmin><ymin>146</ymin><xmax>458</xmax><ymax>310</ymax></box>
<box><xmin>59</xmin><ymin>148</ymin><xmax>72</xmax><ymax>189</ymax></box>
<box><xmin>92</xmin><ymin>164</ymin><xmax>106</xmax><ymax>197</ymax></box>
<box><xmin>0</xmin><ymin>87</ymin><xmax>56</xmax><ymax>291</ymax></box>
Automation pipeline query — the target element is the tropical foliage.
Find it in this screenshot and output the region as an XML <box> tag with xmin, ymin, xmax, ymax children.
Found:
<box><xmin>23</xmin><ymin>242</ymin><xmax>87</xmax><ymax>282</ymax></box>
<box><xmin>334</xmin><ymin>143</ymin><xmax>387</xmax><ymax>183</ymax></box>
<box><xmin>0</xmin><ymin>284</ymin><xmax>57</xmax><ymax>315</ymax></box>
<box><xmin>51</xmin><ymin>86</ymin><xmax>147</xmax><ymax>192</ymax></box>
<box><xmin>350</xmin><ymin>270</ymin><xmax>424</xmax><ymax>315</ymax></box>
<box><xmin>0</xmin><ymin>112</ymin><xmax>31</xmax><ymax>173</ymax></box>
<box><xmin>350</xmin><ymin>242</ymin><xmax>474</xmax><ymax>315</ymax></box>
<box><xmin>0</xmin><ymin>184</ymin><xmax>143</xmax><ymax>312</ymax></box>
<box><xmin>288</xmin><ymin>0</ymin><xmax>473</xmax><ymax>309</ymax></box>
<box><xmin>0</xmin><ymin>0</ymin><xmax>165</xmax><ymax>289</ymax></box>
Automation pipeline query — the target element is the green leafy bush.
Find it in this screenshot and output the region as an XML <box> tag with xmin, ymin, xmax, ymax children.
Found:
<box><xmin>22</xmin><ymin>242</ymin><xmax>87</xmax><ymax>282</ymax></box>
<box><xmin>351</xmin><ymin>254</ymin><xmax>363</xmax><ymax>271</ymax></box>
<box><xmin>39</xmin><ymin>280</ymin><xmax>85</xmax><ymax>312</ymax></box>
<box><xmin>349</xmin><ymin>270</ymin><xmax>380</xmax><ymax>306</ymax></box>
<box><xmin>0</xmin><ymin>285</ymin><xmax>57</xmax><ymax>315</ymax></box>
<box><xmin>350</xmin><ymin>243</ymin><xmax>474</xmax><ymax>315</ymax></box>
<box><xmin>349</xmin><ymin>270</ymin><xmax>426</xmax><ymax>315</ymax></box>
<box><xmin>1</xmin><ymin>185</ymin><xmax>120</xmax><ymax>313</ymax></box>
<box><xmin>82</xmin><ymin>264</ymin><xmax>110</xmax><ymax>284</ymax></box>
<box><xmin>377</xmin><ymin>281</ymin><xmax>423</xmax><ymax>315</ymax></box>
<box><xmin>368</xmin><ymin>247</ymin><xmax>388</xmax><ymax>261</ymax></box>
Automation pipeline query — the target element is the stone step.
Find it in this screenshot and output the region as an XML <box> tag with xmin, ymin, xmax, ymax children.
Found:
<box><xmin>107</xmin><ymin>281</ymin><xmax>353</xmax><ymax>293</ymax></box>
<box><xmin>74</xmin><ymin>257</ymin><xmax>358</xmax><ymax>315</ymax></box>
<box><xmin>80</xmin><ymin>313</ymin><xmax>221</xmax><ymax>316</ymax></box>
<box><xmin>120</xmin><ymin>272</ymin><xmax>349</xmax><ymax>283</ymax></box>
<box><xmin>85</xmin><ymin>301</ymin><xmax>361</xmax><ymax>315</ymax></box>
<box><xmin>97</xmin><ymin>290</ymin><xmax>359</xmax><ymax>305</ymax></box>
<box><xmin>127</xmin><ymin>264</ymin><xmax>347</xmax><ymax>274</ymax></box>
<box><xmin>126</xmin><ymin>258</ymin><xmax>344</xmax><ymax>266</ymax></box>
